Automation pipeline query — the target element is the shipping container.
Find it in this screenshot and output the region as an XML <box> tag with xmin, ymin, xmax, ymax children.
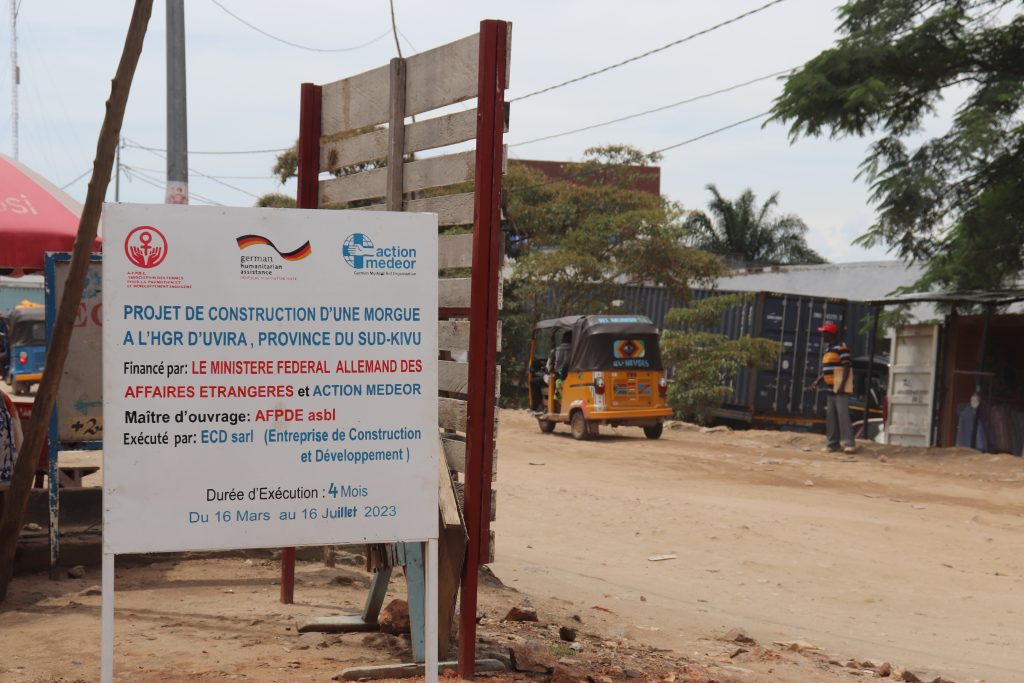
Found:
<box><xmin>611</xmin><ymin>285</ymin><xmax>883</xmax><ymax>431</ymax></box>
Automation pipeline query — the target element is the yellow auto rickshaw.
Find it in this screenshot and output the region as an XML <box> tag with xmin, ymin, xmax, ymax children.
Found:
<box><xmin>528</xmin><ymin>315</ymin><xmax>672</xmax><ymax>439</ymax></box>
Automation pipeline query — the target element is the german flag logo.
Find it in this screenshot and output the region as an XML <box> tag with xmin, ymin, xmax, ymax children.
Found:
<box><xmin>613</xmin><ymin>339</ymin><xmax>646</xmax><ymax>359</ymax></box>
<box><xmin>236</xmin><ymin>235</ymin><xmax>312</xmax><ymax>261</ymax></box>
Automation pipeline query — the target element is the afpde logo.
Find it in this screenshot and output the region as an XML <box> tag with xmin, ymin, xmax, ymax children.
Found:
<box><xmin>342</xmin><ymin>233</ymin><xmax>417</xmax><ymax>271</ymax></box>
<box><xmin>124</xmin><ymin>226</ymin><xmax>168</xmax><ymax>269</ymax></box>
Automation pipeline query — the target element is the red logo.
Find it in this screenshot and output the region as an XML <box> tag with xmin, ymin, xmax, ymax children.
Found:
<box><xmin>124</xmin><ymin>225</ymin><xmax>168</xmax><ymax>268</ymax></box>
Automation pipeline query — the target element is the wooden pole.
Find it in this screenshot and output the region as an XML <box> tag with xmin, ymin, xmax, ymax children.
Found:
<box><xmin>0</xmin><ymin>0</ymin><xmax>154</xmax><ymax>603</ymax></box>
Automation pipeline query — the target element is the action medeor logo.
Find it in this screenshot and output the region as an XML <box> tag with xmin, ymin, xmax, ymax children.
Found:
<box><xmin>124</xmin><ymin>225</ymin><xmax>168</xmax><ymax>269</ymax></box>
<box><xmin>342</xmin><ymin>233</ymin><xmax>418</xmax><ymax>272</ymax></box>
<box><xmin>342</xmin><ymin>233</ymin><xmax>375</xmax><ymax>268</ymax></box>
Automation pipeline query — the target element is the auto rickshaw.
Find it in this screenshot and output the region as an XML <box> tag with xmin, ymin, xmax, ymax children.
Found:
<box><xmin>528</xmin><ymin>315</ymin><xmax>672</xmax><ymax>439</ymax></box>
<box><xmin>5</xmin><ymin>302</ymin><xmax>46</xmax><ymax>395</ymax></box>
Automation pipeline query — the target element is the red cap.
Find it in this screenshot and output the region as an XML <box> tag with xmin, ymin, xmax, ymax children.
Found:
<box><xmin>818</xmin><ymin>322</ymin><xmax>838</xmax><ymax>335</ymax></box>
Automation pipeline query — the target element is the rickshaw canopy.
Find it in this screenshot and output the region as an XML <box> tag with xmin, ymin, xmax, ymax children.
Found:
<box><xmin>8</xmin><ymin>304</ymin><xmax>46</xmax><ymax>347</ymax></box>
<box><xmin>534</xmin><ymin>315</ymin><xmax>662</xmax><ymax>371</ymax></box>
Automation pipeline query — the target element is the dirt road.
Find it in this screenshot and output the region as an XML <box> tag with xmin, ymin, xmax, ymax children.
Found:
<box><xmin>490</xmin><ymin>410</ymin><xmax>1024</xmax><ymax>683</ymax></box>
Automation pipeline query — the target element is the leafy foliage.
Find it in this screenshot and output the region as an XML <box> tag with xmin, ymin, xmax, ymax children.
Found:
<box><xmin>685</xmin><ymin>184</ymin><xmax>826</xmax><ymax>265</ymax></box>
<box><xmin>498</xmin><ymin>147</ymin><xmax>725</xmax><ymax>405</ymax></box>
<box><xmin>661</xmin><ymin>294</ymin><xmax>782</xmax><ymax>423</ymax></box>
<box><xmin>770</xmin><ymin>0</ymin><xmax>1024</xmax><ymax>290</ymax></box>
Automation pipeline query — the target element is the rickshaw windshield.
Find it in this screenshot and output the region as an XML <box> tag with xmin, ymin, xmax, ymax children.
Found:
<box><xmin>9</xmin><ymin>308</ymin><xmax>46</xmax><ymax>346</ymax></box>
<box><xmin>570</xmin><ymin>333</ymin><xmax>662</xmax><ymax>371</ymax></box>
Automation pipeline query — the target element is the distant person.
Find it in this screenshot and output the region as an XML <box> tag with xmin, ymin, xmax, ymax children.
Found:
<box><xmin>1</xmin><ymin>387</ymin><xmax>23</xmax><ymax>485</ymax></box>
<box><xmin>546</xmin><ymin>330</ymin><xmax>572</xmax><ymax>378</ymax></box>
<box><xmin>807</xmin><ymin>322</ymin><xmax>856</xmax><ymax>454</ymax></box>
<box><xmin>545</xmin><ymin>330</ymin><xmax>573</xmax><ymax>407</ymax></box>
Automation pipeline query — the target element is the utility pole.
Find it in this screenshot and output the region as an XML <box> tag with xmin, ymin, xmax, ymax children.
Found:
<box><xmin>165</xmin><ymin>0</ymin><xmax>188</xmax><ymax>204</ymax></box>
<box><xmin>9</xmin><ymin>0</ymin><xmax>18</xmax><ymax>159</ymax></box>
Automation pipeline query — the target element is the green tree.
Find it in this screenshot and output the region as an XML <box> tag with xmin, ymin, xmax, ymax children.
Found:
<box><xmin>685</xmin><ymin>184</ymin><xmax>826</xmax><ymax>265</ymax></box>
<box><xmin>769</xmin><ymin>0</ymin><xmax>1024</xmax><ymax>291</ymax></box>
<box><xmin>661</xmin><ymin>294</ymin><xmax>782</xmax><ymax>423</ymax></box>
<box><xmin>498</xmin><ymin>146</ymin><xmax>724</xmax><ymax>405</ymax></box>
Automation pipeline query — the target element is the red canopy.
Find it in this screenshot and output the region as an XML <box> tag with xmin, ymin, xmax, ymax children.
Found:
<box><xmin>0</xmin><ymin>153</ymin><xmax>101</xmax><ymax>274</ymax></box>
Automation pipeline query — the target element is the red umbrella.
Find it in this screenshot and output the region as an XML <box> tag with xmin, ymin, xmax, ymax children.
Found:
<box><xmin>0</xmin><ymin>153</ymin><xmax>101</xmax><ymax>275</ymax></box>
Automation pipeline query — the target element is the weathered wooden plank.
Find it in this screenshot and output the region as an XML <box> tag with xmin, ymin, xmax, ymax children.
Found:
<box><xmin>386</xmin><ymin>58</ymin><xmax>407</xmax><ymax>211</ymax></box>
<box><xmin>407</xmin><ymin>192</ymin><xmax>474</xmax><ymax>226</ymax></box>
<box><xmin>404</xmin><ymin>150</ymin><xmax>477</xmax><ymax>194</ymax></box>
<box><xmin>437</xmin><ymin>398</ymin><xmax>499</xmax><ymax>435</ymax></box>
<box><xmin>321</xmin><ymin>34</ymin><xmax>479</xmax><ymax>137</ymax></box>
<box><xmin>349</xmin><ymin>192</ymin><xmax>474</xmax><ymax>227</ymax></box>
<box><xmin>439</xmin><ymin>278</ymin><xmax>471</xmax><ymax>309</ymax></box>
<box><xmin>439</xmin><ymin>233</ymin><xmax>473</xmax><ymax>269</ymax></box>
<box><xmin>453</xmin><ymin>482</ymin><xmax>497</xmax><ymax>522</ymax></box>
<box><xmin>438</xmin><ymin>320</ymin><xmax>501</xmax><ymax>353</ymax></box>
<box><xmin>441</xmin><ymin>437</ymin><xmax>497</xmax><ymax>480</ymax></box>
<box><xmin>407</xmin><ymin>108</ymin><xmax>479</xmax><ymax>155</ymax></box>
<box><xmin>439</xmin><ymin>278</ymin><xmax>503</xmax><ymax>310</ymax></box>
<box><xmin>321</xmin><ymin>149</ymin><xmax>500</xmax><ymax>206</ymax></box>
<box><xmin>404</xmin><ymin>33</ymin><xmax>480</xmax><ymax>119</ymax></box>
<box><xmin>319</xmin><ymin>127</ymin><xmax>388</xmax><ymax>173</ymax></box>
<box><xmin>320</xmin><ymin>109</ymin><xmax>478</xmax><ymax>173</ymax></box>
<box><xmin>319</xmin><ymin>166</ymin><xmax>386</xmax><ymax>205</ymax></box>
<box><xmin>438</xmin><ymin>448</ymin><xmax>462</xmax><ymax>530</ymax></box>
<box><xmin>320</xmin><ymin>22</ymin><xmax>509</xmax><ymax>139</ymax></box>
<box><xmin>439</xmin><ymin>360</ymin><xmax>468</xmax><ymax>395</ymax></box>
<box><xmin>438</xmin><ymin>397</ymin><xmax>467</xmax><ymax>433</ymax></box>
<box><xmin>321</xmin><ymin>63</ymin><xmax>390</xmax><ymax>137</ymax></box>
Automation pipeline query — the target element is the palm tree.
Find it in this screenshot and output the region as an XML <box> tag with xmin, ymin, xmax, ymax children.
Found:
<box><xmin>685</xmin><ymin>184</ymin><xmax>826</xmax><ymax>266</ymax></box>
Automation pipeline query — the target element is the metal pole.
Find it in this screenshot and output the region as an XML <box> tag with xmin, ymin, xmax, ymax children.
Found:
<box><xmin>10</xmin><ymin>0</ymin><xmax>18</xmax><ymax>159</ymax></box>
<box><xmin>278</xmin><ymin>82</ymin><xmax>323</xmax><ymax>604</ymax></box>
<box><xmin>459</xmin><ymin>19</ymin><xmax>507</xmax><ymax>676</ymax></box>
<box><xmin>165</xmin><ymin>0</ymin><xmax>188</xmax><ymax>203</ymax></box>
<box><xmin>862</xmin><ymin>305</ymin><xmax>880</xmax><ymax>427</ymax></box>
<box><xmin>970</xmin><ymin>306</ymin><xmax>992</xmax><ymax>449</ymax></box>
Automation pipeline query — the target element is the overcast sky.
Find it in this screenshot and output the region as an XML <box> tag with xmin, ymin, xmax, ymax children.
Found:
<box><xmin>1</xmin><ymin>0</ymin><xmax>956</xmax><ymax>262</ymax></box>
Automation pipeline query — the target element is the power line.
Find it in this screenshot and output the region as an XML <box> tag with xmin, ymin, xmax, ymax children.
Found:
<box><xmin>509</xmin><ymin>111</ymin><xmax>771</xmax><ymax>194</ymax></box>
<box><xmin>651</xmin><ymin>111</ymin><xmax>769</xmax><ymax>154</ymax></box>
<box><xmin>124</xmin><ymin>140</ymin><xmax>266</xmax><ymax>199</ymax></box>
<box><xmin>209</xmin><ymin>0</ymin><xmax>391</xmax><ymax>53</ymax></box>
<box><xmin>511</xmin><ymin>68</ymin><xmax>795</xmax><ymax>147</ymax></box>
<box><xmin>60</xmin><ymin>168</ymin><xmax>92</xmax><ymax>190</ymax></box>
<box><xmin>510</xmin><ymin>0</ymin><xmax>790</xmax><ymax>103</ymax></box>
<box><xmin>388</xmin><ymin>0</ymin><xmax>404</xmax><ymax>59</ymax></box>
<box><xmin>123</xmin><ymin>165</ymin><xmax>224</xmax><ymax>206</ymax></box>
<box><xmin>123</xmin><ymin>164</ymin><xmax>273</xmax><ymax>180</ymax></box>
<box><xmin>123</xmin><ymin>139</ymin><xmax>288</xmax><ymax>156</ymax></box>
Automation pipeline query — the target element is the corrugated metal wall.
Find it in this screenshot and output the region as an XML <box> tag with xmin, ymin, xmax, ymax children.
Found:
<box><xmin>0</xmin><ymin>280</ymin><xmax>45</xmax><ymax>312</ymax></box>
<box><xmin>610</xmin><ymin>285</ymin><xmax>876</xmax><ymax>425</ymax></box>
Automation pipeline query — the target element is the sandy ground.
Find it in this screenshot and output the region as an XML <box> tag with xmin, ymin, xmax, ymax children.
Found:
<box><xmin>0</xmin><ymin>407</ymin><xmax>1021</xmax><ymax>682</ymax></box>
<box><xmin>490</xmin><ymin>410</ymin><xmax>1024</xmax><ymax>683</ymax></box>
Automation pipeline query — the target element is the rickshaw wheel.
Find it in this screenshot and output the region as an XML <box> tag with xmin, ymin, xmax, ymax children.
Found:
<box><xmin>537</xmin><ymin>418</ymin><xmax>556</xmax><ymax>434</ymax></box>
<box><xmin>11</xmin><ymin>379</ymin><xmax>25</xmax><ymax>396</ymax></box>
<box><xmin>570</xmin><ymin>411</ymin><xmax>592</xmax><ymax>441</ymax></box>
<box><xmin>643</xmin><ymin>423</ymin><xmax>664</xmax><ymax>440</ymax></box>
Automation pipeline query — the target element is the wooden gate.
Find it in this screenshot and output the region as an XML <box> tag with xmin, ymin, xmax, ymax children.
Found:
<box><xmin>283</xmin><ymin>20</ymin><xmax>509</xmax><ymax>675</ymax></box>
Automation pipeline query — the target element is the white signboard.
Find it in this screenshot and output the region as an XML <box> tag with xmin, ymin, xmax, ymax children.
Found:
<box><xmin>101</xmin><ymin>204</ymin><xmax>439</xmax><ymax>554</ymax></box>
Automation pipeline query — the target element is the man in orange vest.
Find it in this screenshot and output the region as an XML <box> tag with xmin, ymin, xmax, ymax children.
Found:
<box><xmin>808</xmin><ymin>322</ymin><xmax>856</xmax><ymax>454</ymax></box>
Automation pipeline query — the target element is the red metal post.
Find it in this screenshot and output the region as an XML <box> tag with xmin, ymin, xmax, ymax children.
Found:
<box><xmin>458</xmin><ymin>20</ymin><xmax>508</xmax><ymax>676</ymax></box>
<box><xmin>280</xmin><ymin>81</ymin><xmax>322</xmax><ymax>604</ymax></box>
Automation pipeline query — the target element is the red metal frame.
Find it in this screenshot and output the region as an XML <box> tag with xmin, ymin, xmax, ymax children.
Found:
<box><xmin>280</xmin><ymin>81</ymin><xmax>323</xmax><ymax>605</ymax></box>
<box><xmin>281</xmin><ymin>29</ymin><xmax>507</xmax><ymax>674</ymax></box>
<box><xmin>458</xmin><ymin>19</ymin><xmax>508</xmax><ymax>676</ymax></box>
